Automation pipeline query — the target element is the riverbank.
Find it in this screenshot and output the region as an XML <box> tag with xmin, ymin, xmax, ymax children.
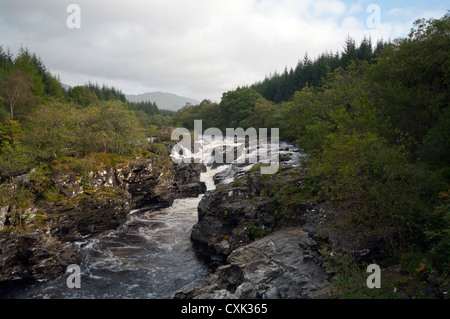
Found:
<box><xmin>1</xmin><ymin>137</ymin><xmax>445</xmax><ymax>299</ymax></box>
<box><xmin>0</xmin><ymin>137</ymin><xmax>207</xmax><ymax>296</ymax></box>
<box><xmin>176</xmin><ymin>141</ymin><xmax>446</xmax><ymax>299</ymax></box>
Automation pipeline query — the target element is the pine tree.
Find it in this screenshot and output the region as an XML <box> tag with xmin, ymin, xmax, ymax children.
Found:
<box><xmin>341</xmin><ymin>36</ymin><xmax>357</xmax><ymax>67</ymax></box>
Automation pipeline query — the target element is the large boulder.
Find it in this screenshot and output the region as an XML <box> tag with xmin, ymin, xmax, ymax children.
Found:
<box><xmin>175</xmin><ymin>227</ymin><xmax>331</xmax><ymax>299</ymax></box>
<box><xmin>191</xmin><ymin>183</ymin><xmax>277</xmax><ymax>257</ymax></box>
<box><xmin>174</xmin><ymin>163</ymin><xmax>207</xmax><ymax>198</ymax></box>
<box><xmin>190</xmin><ymin>165</ymin><xmax>306</xmax><ymax>258</ymax></box>
<box><xmin>122</xmin><ymin>158</ymin><xmax>175</xmax><ymax>208</ymax></box>
<box><xmin>0</xmin><ymin>233</ymin><xmax>81</xmax><ymax>283</ymax></box>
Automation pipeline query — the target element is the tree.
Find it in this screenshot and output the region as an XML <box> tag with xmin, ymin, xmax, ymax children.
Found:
<box><xmin>0</xmin><ymin>139</ymin><xmax>35</xmax><ymax>180</ymax></box>
<box><xmin>218</xmin><ymin>88</ymin><xmax>262</xmax><ymax>129</ymax></box>
<box><xmin>357</xmin><ymin>36</ymin><xmax>373</xmax><ymax>61</ymax></box>
<box><xmin>68</xmin><ymin>86</ymin><xmax>100</xmax><ymax>107</ymax></box>
<box><xmin>77</xmin><ymin>101</ymin><xmax>144</xmax><ymax>156</ymax></box>
<box><xmin>0</xmin><ymin>70</ymin><xmax>38</xmax><ymax>120</ymax></box>
<box><xmin>369</xmin><ymin>14</ymin><xmax>450</xmax><ymax>158</ymax></box>
<box><xmin>13</xmin><ymin>47</ymin><xmax>45</xmax><ymax>97</ymax></box>
<box><xmin>341</xmin><ymin>36</ymin><xmax>357</xmax><ymax>67</ymax></box>
<box><xmin>0</xmin><ymin>46</ymin><xmax>14</xmax><ymax>76</ymax></box>
<box><xmin>239</xmin><ymin>97</ymin><xmax>281</xmax><ymax>130</ymax></box>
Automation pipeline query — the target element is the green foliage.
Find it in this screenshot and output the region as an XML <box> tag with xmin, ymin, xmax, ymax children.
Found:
<box><xmin>425</xmin><ymin>192</ymin><xmax>450</xmax><ymax>274</ymax></box>
<box><xmin>310</xmin><ymin>130</ymin><xmax>439</xmax><ymax>246</ymax></box>
<box><xmin>67</xmin><ymin>83</ymin><xmax>127</xmax><ymax>107</ymax></box>
<box><xmin>369</xmin><ymin>16</ymin><xmax>449</xmax><ymax>155</ymax></box>
<box><xmin>23</xmin><ymin>100</ymin><xmax>145</xmax><ymax>159</ymax></box>
<box><xmin>419</xmin><ymin>106</ymin><xmax>450</xmax><ymax>166</ymax></box>
<box><xmin>68</xmin><ymin>85</ymin><xmax>100</xmax><ymax>107</ymax></box>
<box><xmin>172</xmin><ymin>92</ymin><xmax>279</xmax><ymax>133</ymax></box>
<box><xmin>0</xmin><ymin>69</ymin><xmax>40</xmax><ymax>121</ymax></box>
<box><xmin>23</xmin><ymin>101</ymin><xmax>80</xmax><ymax>160</ymax></box>
<box><xmin>13</xmin><ymin>48</ymin><xmax>45</xmax><ymax>97</ymax></box>
<box><xmin>0</xmin><ymin>119</ymin><xmax>24</xmax><ymax>144</ymax></box>
<box><xmin>84</xmin><ymin>82</ymin><xmax>126</xmax><ymax>102</ymax></box>
<box><xmin>79</xmin><ymin>101</ymin><xmax>145</xmax><ymax>156</ymax></box>
<box><xmin>0</xmin><ymin>184</ymin><xmax>35</xmax><ymax>222</ymax></box>
<box><xmin>218</xmin><ymin>88</ymin><xmax>262</xmax><ymax>129</ymax></box>
<box><xmin>277</xmin><ymin>14</ymin><xmax>449</xmax><ymax>292</ymax></box>
<box><xmin>149</xmin><ymin>142</ymin><xmax>171</xmax><ymax>156</ymax></box>
<box><xmin>239</xmin><ymin>97</ymin><xmax>282</xmax><ymax>129</ymax></box>
<box><xmin>320</xmin><ymin>244</ymin><xmax>415</xmax><ymax>299</ymax></box>
<box><xmin>0</xmin><ymin>141</ymin><xmax>35</xmax><ymax>180</ymax></box>
<box><xmin>250</xmin><ymin>37</ymin><xmax>386</xmax><ymax>103</ymax></box>
<box><xmin>0</xmin><ymin>47</ymin><xmax>64</xmax><ymax>122</ymax></box>
<box><xmin>172</xmin><ymin>100</ymin><xmax>220</xmax><ymax>130</ymax></box>
<box><xmin>247</xmin><ymin>222</ymin><xmax>270</xmax><ymax>240</ymax></box>
<box><xmin>128</xmin><ymin>100</ymin><xmax>160</xmax><ymax>115</ymax></box>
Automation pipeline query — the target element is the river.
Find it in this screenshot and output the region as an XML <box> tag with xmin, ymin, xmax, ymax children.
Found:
<box><xmin>10</xmin><ymin>137</ymin><xmax>300</xmax><ymax>299</ymax></box>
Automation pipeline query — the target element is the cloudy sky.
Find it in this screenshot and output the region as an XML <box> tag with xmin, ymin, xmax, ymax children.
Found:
<box><xmin>0</xmin><ymin>0</ymin><xmax>447</xmax><ymax>102</ymax></box>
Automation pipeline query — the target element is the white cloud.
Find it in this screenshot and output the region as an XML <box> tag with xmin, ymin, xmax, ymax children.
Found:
<box><xmin>0</xmin><ymin>0</ymin><xmax>446</xmax><ymax>102</ymax></box>
<box><xmin>348</xmin><ymin>1</ymin><xmax>364</xmax><ymax>15</ymax></box>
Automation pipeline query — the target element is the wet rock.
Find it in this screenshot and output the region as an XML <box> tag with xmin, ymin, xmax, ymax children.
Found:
<box><xmin>190</xmin><ymin>179</ymin><xmax>277</xmax><ymax>257</ymax></box>
<box><xmin>212</xmin><ymin>164</ymin><xmax>253</xmax><ymax>186</ymax></box>
<box><xmin>124</xmin><ymin>158</ymin><xmax>175</xmax><ymax>208</ymax></box>
<box><xmin>174</xmin><ymin>163</ymin><xmax>207</xmax><ymax>198</ymax></box>
<box><xmin>176</xmin><ymin>182</ymin><xmax>207</xmax><ymax>198</ymax></box>
<box><xmin>49</xmin><ymin>190</ymin><xmax>133</xmax><ymax>242</ymax></box>
<box><xmin>0</xmin><ymin>233</ymin><xmax>81</xmax><ymax>282</ymax></box>
<box><xmin>176</xmin><ymin>227</ymin><xmax>331</xmax><ymax>299</ymax></box>
<box><xmin>191</xmin><ymin>162</ymin><xmax>307</xmax><ymax>259</ymax></box>
<box><xmin>280</xmin><ymin>153</ymin><xmax>291</xmax><ymax>162</ymax></box>
<box><xmin>0</xmin><ymin>155</ymin><xmax>178</xmax><ymax>284</ymax></box>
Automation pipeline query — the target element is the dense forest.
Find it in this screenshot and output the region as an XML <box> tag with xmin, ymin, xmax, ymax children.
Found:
<box><xmin>0</xmin><ymin>47</ymin><xmax>174</xmax><ymax>167</ymax></box>
<box><xmin>248</xmin><ymin>36</ymin><xmax>387</xmax><ymax>103</ymax></box>
<box><xmin>0</xmin><ymin>13</ymin><xmax>448</xmax><ymax>298</ymax></box>
<box><xmin>0</xmin><ymin>46</ymin><xmax>176</xmax><ymax>218</ymax></box>
<box><xmin>172</xmin><ymin>15</ymin><xmax>449</xmax><ymax>295</ymax></box>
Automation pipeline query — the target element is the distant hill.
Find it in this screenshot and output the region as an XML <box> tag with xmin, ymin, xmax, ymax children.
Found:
<box><xmin>60</xmin><ymin>83</ymin><xmax>72</xmax><ymax>91</ymax></box>
<box><xmin>125</xmin><ymin>92</ymin><xmax>199</xmax><ymax>112</ymax></box>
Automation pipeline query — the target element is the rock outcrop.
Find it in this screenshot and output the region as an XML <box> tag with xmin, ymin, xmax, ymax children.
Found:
<box><xmin>174</xmin><ymin>163</ymin><xmax>207</xmax><ymax>199</ymax></box>
<box><xmin>191</xmin><ymin>166</ymin><xmax>306</xmax><ymax>258</ymax></box>
<box><xmin>0</xmin><ymin>233</ymin><xmax>82</xmax><ymax>284</ymax></box>
<box><xmin>185</xmin><ymin>144</ymin><xmax>391</xmax><ymax>299</ymax></box>
<box><xmin>175</xmin><ymin>227</ymin><xmax>331</xmax><ymax>299</ymax></box>
<box><xmin>0</xmin><ymin>153</ymin><xmax>206</xmax><ymax>286</ymax></box>
<box><xmin>123</xmin><ymin>158</ymin><xmax>175</xmax><ymax>208</ymax></box>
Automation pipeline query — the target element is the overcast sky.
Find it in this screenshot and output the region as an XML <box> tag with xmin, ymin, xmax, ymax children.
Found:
<box><xmin>0</xmin><ymin>0</ymin><xmax>447</xmax><ymax>102</ymax></box>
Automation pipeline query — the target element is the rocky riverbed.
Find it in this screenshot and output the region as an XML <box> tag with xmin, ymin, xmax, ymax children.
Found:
<box><xmin>0</xmin><ymin>149</ymin><xmax>207</xmax><ymax>297</ymax></box>
<box><xmin>1</xmin><ymin>136</ymin><xmax>390</xmax><ymax>299</ymax></box>
<box><xmin>173</xmin><ymin>141</ymin><xmax>333</xmax><ymax>299</ymax></box>
<box><xmin>175</xmin><ymin>139</ymin><xmax>392</xmax><ymax>299</ymax></box>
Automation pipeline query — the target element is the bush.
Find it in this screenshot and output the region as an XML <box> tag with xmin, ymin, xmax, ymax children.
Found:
<box><xmin>309</xmin><ymin>130</ymin><xmax>440</xmax><ymax>250</ymax></box>
<box><xmin>24</xmin><ymin>100</ymin><xmax>145</xmax><ymax>159</ymax></box>
<box><xmin>0</xmin><ymin>140</ymin><xmax>35</xmax><ymax>180</ymax></box>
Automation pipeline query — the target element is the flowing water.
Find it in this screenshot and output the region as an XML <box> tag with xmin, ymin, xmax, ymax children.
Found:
<box><xmin>9</xmin><ymin>137</ymin><xmax>301</xmax><ymax>299</ymax></box>
<box><xmin>13</xmin><ymin>164</ymin><xmax>229</xmax><ymax>299</ymax></box>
